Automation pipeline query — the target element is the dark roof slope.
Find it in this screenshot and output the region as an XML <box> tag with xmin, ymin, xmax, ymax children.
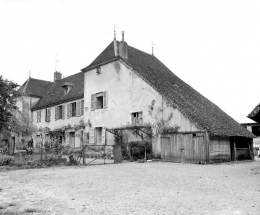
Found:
<box><xmin>248</xmin><ymin>103</ymin><xmax>260</xmax><ymax>123</ymax></box>
<box><xmin>20</xmin><ymin>78</ymin><xmax>53</xmax><ymax>97</ymax></box>
<box><xmin>32</xmin><ymin>72</ymin><xmax>84</xmax><ymax>110</ymax></box>
<box><xmin>82</xmin><ymin>40</ymin><xmax>254</xmax><ymax>138</ymax></box>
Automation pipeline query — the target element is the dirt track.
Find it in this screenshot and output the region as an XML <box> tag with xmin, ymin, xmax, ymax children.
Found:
<box><xmin>0</xmin><ymin>159</ymin><xmax>260</xmax><ymax>215</ymax></box>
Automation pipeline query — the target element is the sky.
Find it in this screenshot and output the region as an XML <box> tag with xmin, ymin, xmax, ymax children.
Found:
<box><xmin>1</xmin><ymin>0</ymin><xmax>260</xmax><ymax>123</ymax></box>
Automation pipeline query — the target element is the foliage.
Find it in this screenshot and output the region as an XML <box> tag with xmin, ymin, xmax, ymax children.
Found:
<box><xmin>0</xmin><ymin>76</ymin><xmax>20</xmax><ymax>132</ymax></box>
<box><xmin>128</xmin><ymin>140</ymin><xmax>152</xmax><ymax>160</ymax></box>
<box><xmin>11</xmin><ymin>110</ymin><xmax>37</xmax><ymax>136</ymax></box>
<box><xmin>148</xmin><ymin>99</ymin><xmax>180</xmax><ymax>136</ymax></box>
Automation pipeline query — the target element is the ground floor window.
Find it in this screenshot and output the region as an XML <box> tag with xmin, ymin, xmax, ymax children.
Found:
<box><xmin>89</xmin><ymin>127</ymin><xmax>106</xmax><ymax>145</ymax></box>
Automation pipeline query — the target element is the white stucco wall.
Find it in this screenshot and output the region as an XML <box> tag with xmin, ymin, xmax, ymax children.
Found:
<box><xmin>84</xmin><ymin>60</ymin><xmax>202</xmax><ymax>153</ymax></box>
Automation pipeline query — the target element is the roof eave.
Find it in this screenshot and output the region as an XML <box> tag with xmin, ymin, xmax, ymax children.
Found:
<box><xmin>81</xmin><ymin>57</ymin><xmax>119</xmax><ymax>73</ymax></box>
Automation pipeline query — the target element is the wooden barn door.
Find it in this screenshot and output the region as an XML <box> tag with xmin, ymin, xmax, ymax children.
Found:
<box><xmin>161</xmin><ymin>136</ymin><xmax>170</xmax><ymax>161</ymax></box>
<box><xmin>192</xmin><ymin>134</ymin><xmax>206</xmax><ymax>163</ymax></box>
<box><xmin>161</xmin><ymin>133</ymin><xmax>206</xmax><ymax>164</ymax></box>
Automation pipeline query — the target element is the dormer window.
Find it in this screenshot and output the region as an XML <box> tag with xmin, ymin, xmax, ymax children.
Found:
<box><xmin>61</xmin><ymin>82</ymin><xmax>74</xmax><ymax>95</ymax></box>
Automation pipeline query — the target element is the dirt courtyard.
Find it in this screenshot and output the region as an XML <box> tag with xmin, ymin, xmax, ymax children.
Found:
<box><xmin>0</xmin><ymin>159</ymin><xmax>260</xmax><ymax>215</ymax></box>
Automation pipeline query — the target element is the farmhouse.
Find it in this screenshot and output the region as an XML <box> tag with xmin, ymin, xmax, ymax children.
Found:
<box><xmin>82</xmin><ymin>32</ymin><xmax>255</xmax><ymax>163</ymax></box>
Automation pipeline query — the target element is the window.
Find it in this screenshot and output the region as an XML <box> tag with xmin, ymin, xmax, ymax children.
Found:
<box><xmin>45</xmin><ymin>108</ymin><xmax>51</xmax><ymax>122</ymax></box>
<box><xmin>55</xmin><ymin>105</ymin><xmax>65</xmax><ymax>120</ymax></box>
<box><xmin>131</xmin><ymin>112</ymin><xmax>143</xmax><ymax>125</ymax></box>
<box><xmin>37</xmin><ymin>110</ymin><xmax>41</xmax><ymax>123</ymax></box>
<box><xmin>67</xmin><ymin>100</ymin><xmax>84</xmax><ymax>118</ymax></box>
<box><xmin>89</xmin><ymin>127</ymin><xmax>106</xmax><ymax>145</ymax></box>
<box><xmin>91</xmin><ymin>91</ymin><xmax>107</xmax><ymax>110</ymax></box>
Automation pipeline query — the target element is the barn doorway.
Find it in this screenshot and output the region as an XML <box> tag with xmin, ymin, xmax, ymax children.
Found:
<box><xmin>161</xmin><ymin>132</ymin><xmax>207</xmax><ymax>164</ymax></box>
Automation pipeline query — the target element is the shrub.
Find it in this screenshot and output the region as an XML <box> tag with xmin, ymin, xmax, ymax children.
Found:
<box><xmin>128</xmin><ymin>141</ymin><xmax>152</xmax><ymax>160</ymax></box>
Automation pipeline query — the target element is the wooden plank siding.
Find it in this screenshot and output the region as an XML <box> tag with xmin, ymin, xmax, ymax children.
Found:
<box><xmin>161</xmin><ymin>132</ymin><xmax>207</xmax><ymax>164</ymax></box>
<box><xmin>208</xmin><ymin>136</ymin><xmax>231</xmax><ymax>163</ymax></box>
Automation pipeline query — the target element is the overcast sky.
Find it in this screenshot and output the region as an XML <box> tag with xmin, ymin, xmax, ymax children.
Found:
<box><xmin>1</xmin><ymin>0</ymin><xmax>260</xmax><ymax>123</ymax></box>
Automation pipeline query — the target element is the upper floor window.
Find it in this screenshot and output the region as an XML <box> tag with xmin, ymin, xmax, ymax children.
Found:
<box><xmin>131</xmin><ymin>112</ymin><xmax>143</xmax><ymax>125</ymax></box>
<box><xmin>45</xmin><ymin>108</ymin><xmax>51</xmax><ymax>122</ymax></box>
<box><xmin>67</xmin><ymin>100</ymin><xmax>84</xmax><ymax>118</ymax></box>
<box><xmin>55</xmin><ymin>105</ymin><xmax>65</xmax><ymax>120</ymax></box>
<box><xmin>91</xmin><ymin>91</ymin><xmax>107</xmax><ymax>110</ymax></box>
<box><xmin>37</xmin><ymin>110</ymin><xmax>41</xmax><ymax>123</ymax></box>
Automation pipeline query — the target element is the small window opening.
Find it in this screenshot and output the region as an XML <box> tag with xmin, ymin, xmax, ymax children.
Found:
<box><xmin>131</xmin><ymin>112</ymin><xmax>143</xmax><ymax>125</ymax></box>
<box><xmin>95</xmin><ymin>127</ymin><xmax>102</xmax><ymax>145</ymax></box>
<box><xmin>96</xmin><ymin>67</ymin><xmax>101</xmax><ymax>75</ymax></box>
<box><xmin>71</xmin><ymin>102</ymin><xmax>76</xmax><ymax>117</ymax></box>
<box><xmin>96</xmin><ymin>94</ymin><xmax>104</xmax><ymax>109</ymax></box>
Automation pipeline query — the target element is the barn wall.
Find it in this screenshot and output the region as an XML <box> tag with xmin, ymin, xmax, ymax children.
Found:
<box><xmin>208</xmin><ymin>136</ymin><xmax>231</xmax><ymax>163</ymax></box>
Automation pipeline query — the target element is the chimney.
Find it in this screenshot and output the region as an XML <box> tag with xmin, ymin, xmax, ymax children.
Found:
<box><xmin>114</xmin><ymin>38</ymin><xmax>118</xmax><ymax>57</ymax></box>
<box><xmin>54</xmin><ymin>71</ymin><xmax>62</xmax><ymax>81</ymax></box>
<box><xmin>119</xmin><ymin>31</ymin><xmax>128</xmax><ymax>60</ymax></box>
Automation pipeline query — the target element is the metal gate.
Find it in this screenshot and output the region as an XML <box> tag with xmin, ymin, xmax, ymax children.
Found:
<box><xmin>161</xmin><ymin>132</ymin><xmax>207</xmax><ymax>164</ymax></box>
<box><xmin>77</xmin><ymin>144</ymin><xmax>122</xmax><ymax>165</ymax></box>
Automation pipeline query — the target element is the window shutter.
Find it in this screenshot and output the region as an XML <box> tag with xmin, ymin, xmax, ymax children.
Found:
<box><xmin>67</xmin><ymin>104</ymin><xmax>70</xmax><ymax>118</ymax></box>
<box><xmin>89</xmin><ymin>128</ymin><xmax>95</xmax><ymax>144</ymax></box>
<box><xmin>62</xmin><ymin>105</ymin><xmax>65</xmax><ymax>119</ymax></box>
<box><xmin>48</xmin><ymin>108</ymin><xmax>51</xmax><ymax>121</ymax></box>
<box><xmin>55</xmin><ymin>107</ymin><xmax>57</xmax><ymax>120</ymax></box>
<box><xmin>39</xmin><ymin>111</ymin><xmax>41</xmax><ymax>123</ymax></box>
<box><xmin>91</xmin><ymin>94</ymin><xmax>95</xmax><ymax>110</ymax></box>
<box><xmin>103</xmin><ymin>91</ymin><xmax>107</xmax><ymax>108</ymax></box>
<box><xmin>81</xmin><ymin>100</ymin><xmax>84</xmax><ymax>116</ymax></box>
<box><xmin>45</xmin><ymin>109</ymin><xmax>48</xmax><ymax>122</ymax></box>
<box><xmin>139</xmin><ymin>112</ymin><xmax>143</xmax><ymax>124</ymax></box>
<box><xmin>76</xmin><ymin>101</ymin><xmax>80</xmax><ymax>116</ymax></box>
<box><xmin>102</xmin><ymin>127</ymin><xmax>106</xmax><ymax>145</ymax></box>
<box><xmin>131</xmin><ymin>114</ymin><xmax>134</xmax><ymax>125</ymax></box>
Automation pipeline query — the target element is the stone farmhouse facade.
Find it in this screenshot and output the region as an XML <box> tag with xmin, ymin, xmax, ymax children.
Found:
<box><xmin>15</xmin><ymin>33</ymin><xmax>255</xmax><ymax>163</ymax></box>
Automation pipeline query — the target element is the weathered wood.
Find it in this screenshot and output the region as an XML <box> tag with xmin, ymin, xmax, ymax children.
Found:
<box><xmin>209</xmin><ymin>136</ymin><xmax>231</xmax><ymax>163</ymax></box>
<box><xmin>161</xmin><ymin>133</ymin><xmax>206</xmax><ymax>164</ymax></box>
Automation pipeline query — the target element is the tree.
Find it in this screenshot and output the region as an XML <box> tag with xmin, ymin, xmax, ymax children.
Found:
<box><xmin>0</xmin><ymin>75</ymin><xmax>20</xmax><ymax>132</ymax></box>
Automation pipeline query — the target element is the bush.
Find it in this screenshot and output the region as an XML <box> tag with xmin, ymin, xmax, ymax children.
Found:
<box><xmin>128</xmin><ymin>141</ymin><xmax>152</xmax><ymax>160</ymax></box>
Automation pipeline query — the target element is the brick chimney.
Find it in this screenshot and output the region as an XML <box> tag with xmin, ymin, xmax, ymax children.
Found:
<box><xmin>54</xmin><ymin>71</ymin><xmax>62</xmax><ymax>81</ymax></box>
<box><xmin>119</xmin><ymin>31</ymin><xmax>128</xmax><ymax>60</ymax></box>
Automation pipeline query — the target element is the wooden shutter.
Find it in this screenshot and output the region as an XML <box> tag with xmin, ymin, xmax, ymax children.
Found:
<box><xmin>81</xmin><ymin>100</ymin><xmax>84</xmax><ymax>116</ymax></box>
<box><xmin>102</xmin><ymin>127</ymin><xmax>106</xmax><ymax>145</ymax></box>
<box><xmin>103</xmin><ymin>91</ymin><xmax>107</xmax><ymax>108</ymax></box>
<box><xmin>48</xmin><ymin>108</ymin><xmax>51</xmax><ymax>121</ymax></box>
<box><xmin>76</xmin><ymin>101</ymin><xmax>80</xmax><ymax>116</ymax></box>
<box><xmin>67</xmin><ymin>104</ymin><xmax>70</xmax><ymax>118</ymax></box>
<box><xmin>55</xmin><ymin>107</ymin><xmax>57</xmax><ymax>120</ymax></box>
<box><xmin>62</xmin><ymin>105</ymin><xmax>65</xmax><ymax>119</ymax></box>
<box><xmin>89</xmin><ymin>128</ymin><xmax>95</xmax><ymax>144</ymax></box>
<box><xmin>91</xmin><ymin>94</ymin><xmax>95</xmax><ymax>110</ymax></box>
<box><xmin>139</xmin><ymin>112</ymin><xmax>143</xmax><ymax>124</ymax></box>
<box><xmin>39</xmin><ymin>111</ymin><xmax>41</xmax><ymax>123</ymax></box>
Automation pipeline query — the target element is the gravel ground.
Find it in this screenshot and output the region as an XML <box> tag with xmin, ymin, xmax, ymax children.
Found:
<box><xmin>0</xmin><ymin>158</ymin><xmax>260</xmax><ymax>215</ymax></box>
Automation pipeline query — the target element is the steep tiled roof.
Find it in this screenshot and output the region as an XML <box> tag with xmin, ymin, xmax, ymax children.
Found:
<box><xmin>248</xmin><ymin>103</ymin><xmax>260</xmax><ymax>123</ymax></box>
<box><xmin>20</xmin><ymin>78</ymin><xmax>53</xmax><ymax>97</ymax></box>
<box><xmin>82</xmin><ymin>40</ymin><xmax>254</xmax><ymax>138</ymax></box>
<box><xmin>32</xmin><ymin>72</ymin><xmax>84</xmax><ymax>110</ymax></box>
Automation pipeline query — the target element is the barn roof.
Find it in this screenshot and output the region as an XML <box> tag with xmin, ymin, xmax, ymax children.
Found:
<box><xmin>248</xmin><ymin>103</ymin><xmax>260</xmax><ymax>123</ymax></box>
<box><xmin>32</xmin><ymin>72</ymin><xmax>84</xmax><ymax>110</ymax></box>
<box><xmin>82</xmin><ymin>40</ymin><xmax>254</xmax><ymax>138</ymax></box>
<box><xmin>19</xmin><ymin>78</ymin><xmax>53</xmax><ymax>98</ymax></box>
